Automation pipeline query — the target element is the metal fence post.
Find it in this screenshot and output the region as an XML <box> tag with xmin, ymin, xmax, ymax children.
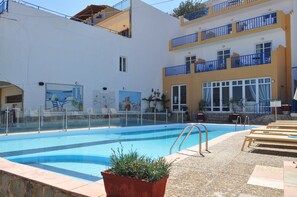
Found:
<box><xmin>181</xmin><ymin>109</ymin><xmax>184</xmax><ymax>123</ymax></box>
<box><xmin>154</xmin><ymin>108</ymin><xmax>156</xmax><ymax>125</ymax></box>
<box><xmin>165</xmin><ymin>109</ymin><xmax>168</xmax><ymax>124</ymax></box>
<box><xmin>5</xmin><ymin>108</ymin><xmax>9</xmax><ymax>136</ymax></box>
<box><xmin>140</xmin><ymin>111</ymin><xmax>143</xmax><ymax>126</ymax></box>
<box><xmin>88</xmin><ymin>111</ymin><xmax>91</xmax><ymax>130</ymax></box>
<box><xmin>108</xmin><ymin>109</ymin><xmax>111</xmax><ymax>128</ymax></box>
<box><xmin>65</xmin><ymin>109</ymin><xmax>68</xmax><ymax>132</ymax></box>
<box><xmin>125</xmin><ymin>109</ymin><xmax>128</xmax><ymax>126</ymax></box>
<box><xmin>38</xmin><ymin>107</ymin><xmax>41</xmax><ymax>133</ymax></box>
<box><xmin>176</xmin><ymin>111</ymin><xmax>179</xmax><ymax>123</ymax></box>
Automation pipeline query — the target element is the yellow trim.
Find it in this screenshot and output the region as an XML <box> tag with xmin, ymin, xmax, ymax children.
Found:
<box><xmin>170</xmin><ymin>11</ymin><xmax>286</xmax><ymax>51</ymax></box>
<box><xmin>181</xmin><ymin>0</ymin><xmax>271</xmax><ymax>26</ymax></box>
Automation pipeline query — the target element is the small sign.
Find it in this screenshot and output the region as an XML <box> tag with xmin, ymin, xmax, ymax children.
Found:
<box><xmin>270</xmin><ymin>100</ymin><xmax>281</xmax><ymax>107</ymax></box>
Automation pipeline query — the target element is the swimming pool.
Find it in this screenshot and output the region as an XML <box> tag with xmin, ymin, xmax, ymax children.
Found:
<box><xmin>0</xmin><ymin>123</ymin><xmax>254</xmax><ymax>182</ymax></box>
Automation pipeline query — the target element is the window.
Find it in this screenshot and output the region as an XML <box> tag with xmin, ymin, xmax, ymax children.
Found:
<box><xmin>217</xmin><ymin>50</ymin><xmax>230</xmax><ymax>67</ymax></box>
<box><xmin>6</xmin><ymin>95</ymin><xmax>22</xmax><ymax>103</ymax></box>
<box><xmin>119</xmin><ymin>56</ymin><xmax>127</xmax><ymax>72</ymax></box>
<box><xmin>256</xmin><ymin>42</ymin><xmax>272</xmax><ymax>64</ymax></box>
<box><xmin>172</xmin><ymin>85</ymin><xmax>187</xmax><ymax>111</ymax></box>
<box><xmin>202</xmin><ymin>77</ymin><xmax>271</xmax><ymax>113</ymax></box>
<box><xmin>185</xmin><ymin>55</ymin><xmax>196</xmax><ymax>66</ymax></box>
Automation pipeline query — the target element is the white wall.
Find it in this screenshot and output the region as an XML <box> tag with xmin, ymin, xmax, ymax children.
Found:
<box><xmin>0</xmin><ymin>0</ymin><xmax>180</xmax><ymax>112</ymax></box>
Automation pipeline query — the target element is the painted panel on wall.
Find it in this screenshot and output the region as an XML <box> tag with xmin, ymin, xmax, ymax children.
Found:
<box><xmin>92</xmin><ymin>91</ymin><xmax>116</xmax><ymax>112</ymax></box>
<box><xmin>119</xmin><ymin>91</ymin><xmax>141</xmax><ymax>111</ymax></box>
<box><xmin>45</xmin><ymin>83</ymin><xmax>83</xmax><ymax>111</ymax></box>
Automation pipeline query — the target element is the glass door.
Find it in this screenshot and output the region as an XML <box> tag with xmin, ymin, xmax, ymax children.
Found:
<box><xmin>172</xmin><ymin>85</ymin><xmax>187</xmax><ymax>111</ymax></box>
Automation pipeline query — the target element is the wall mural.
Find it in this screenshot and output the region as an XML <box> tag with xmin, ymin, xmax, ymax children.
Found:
<box><xmin>45</xmin><ymin>83</ymin><xmax>83</xmax><ymax>111</ymax></box>
<box><xmin>119</xmin><ymin>91</ymin><xmax>141</xmax><ymax>111</ymax></box>
<box><xmin>93</xmin><ymin>91</ymin><xmax>116</xmax><ymax>113</ymax></box>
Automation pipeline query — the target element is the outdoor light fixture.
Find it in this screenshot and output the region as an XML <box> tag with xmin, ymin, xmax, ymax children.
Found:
<box><xmin>103</xmin><ymin>87</ymin><xmax>107</xmax><ymax>91</ymax></box>
<box><xmin>38</xmin><ymin>82</ymin><xmax>44</xmax><ymax>86</ymax></box>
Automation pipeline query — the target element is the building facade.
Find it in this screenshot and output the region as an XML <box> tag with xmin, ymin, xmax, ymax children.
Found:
<box><xmin>0</xmin><ymin>0</ymin><xmax>296</xmax><ymax>117</ymax></box>
<box><xmin>163</xmin><ymin>0</ymin><xmax>297</xmax><ymax>116</ymax></box>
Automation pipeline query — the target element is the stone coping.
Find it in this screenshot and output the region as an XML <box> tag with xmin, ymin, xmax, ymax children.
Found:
<box><xmin>0</xmin><ymin>124</ymin><xmax>253</xmax><ymax>196</ymax></box>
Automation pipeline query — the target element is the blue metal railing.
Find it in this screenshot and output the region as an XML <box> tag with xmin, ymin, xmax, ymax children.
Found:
<box><xmin>184</xmin><ymin>7</ymin><xmax>209</xmax><ymax>21</ymax></box>
<box><xmin>165</xmin><ymin>64</ymin><xmax>191</xmax><ymax>76</ymax></box>
<box><xmin>237</xmin><ymin>12</ymin><xmax>277</xmax><ymax>32</ymax></box>
<box><xmin>171</xmin><ymin>33</ymin><xmax>198</xmax><ymax>48</ymax></box>
<box><xmin>231</xmin><ymin>52</ymin><xmax>271</xmax><ymax>68</ymax></box>
<box><xmin>195</xmin><ymin>60</ymin><xmax>226</xmax><ymax>73</ymax></box>
<box><xmin>201</xmin><ymin>24</ymin><xmax>232</xmax><ymax>41</ymax></box>
<box><xmin>213</xmin><ymin>0</ymin><xmax>244</xmax><ymax>14</ymax></box>
<box><xmin>0</xmin><ymin>0</ymin><xmax>8</xmax><ymax>14</ymax></box>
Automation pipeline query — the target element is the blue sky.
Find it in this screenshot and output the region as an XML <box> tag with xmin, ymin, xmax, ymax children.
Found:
<box><xmin>21</xmin><ymin>0</ymin><xmax>190</xmax><ymax>16</ymax></box>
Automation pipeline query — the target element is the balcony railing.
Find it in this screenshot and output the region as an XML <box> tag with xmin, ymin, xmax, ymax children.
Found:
<box><xmin>201</xmin><ymin>24</ymin><xmax>232</xmax><ymax>41</ymax></box>
<box><xmin>231</xmin><ymin>52</ymin><xmax>271</xmax><ymax>68</ymax></box>
<box><xmin>237</xmin><ymin>12</ymin><xmax>277</xmax><ymax>32</ymax></box>
<box><xmin>213</xmin><ymin>0</ymin><xmax>244</xmax><ymax>14</ymax></box>
<box><xmin>165</xmin><ymin>64</ymin><xmax>191</xmax><ymax>76</ymax></box>
<box><xmin>171</xmin><ymin>33</ymin><xmax>198</xmax><ymax>48</ymax></box>
<box><xmin>0</xmin><ymin>0</ymin><xmax>7</xmax><ymax>14</ymax></box>
<box><xmin>195</xmin><ymin>60</ymin><xmax>226</xmax><ymax>73</ymax></box>
<box><xmin>184</xmin><ymin>7</ymin><xmax>209</xmax><ymax>21</ymax></box>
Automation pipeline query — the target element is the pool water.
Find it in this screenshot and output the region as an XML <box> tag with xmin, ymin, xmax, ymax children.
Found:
<box><xmin>0</xmin><ymin>123</ymin><xmax>254</xmax><ymax>182</ymax></box>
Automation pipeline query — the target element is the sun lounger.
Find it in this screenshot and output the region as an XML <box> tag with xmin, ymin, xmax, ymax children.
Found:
<box><xmin>241</xmin><ymin>134</ymin><xmax>297</xmax><ymax>151</ymax></box>
<box><xmin>250</xmin><ymin>128</ymin><xmax>297</xmax><ymax>135</ymax></box>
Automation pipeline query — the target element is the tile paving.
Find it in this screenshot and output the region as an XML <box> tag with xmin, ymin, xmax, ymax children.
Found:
<box><xmin>165</xmin><ymin>130</ymin><xmax>297</xmax><ymax>197</ymax></box>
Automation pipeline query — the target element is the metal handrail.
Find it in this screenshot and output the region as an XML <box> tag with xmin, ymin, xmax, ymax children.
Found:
<box><xmin>235</xmin><ymin>115</ymin><xmax>242</xmax><ymax>131</ymax></box>
<box><xmin>244</xmin><ymin>115</ymin><xmax>250</xmax><ymax>129</ymax></box>
<box><xmin>169</xmin><ymin>123</ymin><xmax>209</xmax><ymax>156</ymax></box>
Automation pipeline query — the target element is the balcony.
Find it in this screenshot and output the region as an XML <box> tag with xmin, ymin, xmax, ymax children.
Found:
<box><xmin>165</xmin><ymin>64</ymin><xmax>190</xmax><ymax>76</ymax></box>
<box><xmin>231</xmin><ymin>52</ymin><xmax>271</xmax><ymax>68</ymax></box>
<box><xmin>171</xmin><ymin>33</ymin><xmax>198</xmax><ymax>48</ymax></box>
<box><xmin>212</xmin><ymin>0</ymin><xmax>244</xmax><ymax>14</ymax></box>
<box><xmin>201</xmin><ymin>24</ymin><xmax>232</xmax><ymax>41</ymax></box>
<box><xmin>170</xmin><ymin>11</ymin><xmax>284</xmax><ymax>51</ymax></box>
<box><xmin>236</xmin><ymin>12</ymin><xmax>276</xmax><ymax>32</ymax></box>
<box><xmin>195</xmin><ymin>60</ymin><xmax>226</xmax><ymax>73</ymax></box>
<box><xmin>181</xmin><ymin>0</ymin><xmax>270</xmax><ymax>25</ymax></box>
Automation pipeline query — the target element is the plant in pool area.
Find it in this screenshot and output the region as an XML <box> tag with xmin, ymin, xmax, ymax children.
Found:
<box><xmin>109</xmin><ymin>146</ymin><xmax>172</xmax><ymax>182</ymax></box>
<box><xmin>101</xmin><ymin>146</ymin><xmax>173</xmax><ymax>197</ymax></box>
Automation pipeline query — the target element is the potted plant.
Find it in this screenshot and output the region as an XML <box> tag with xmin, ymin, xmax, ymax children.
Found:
<box><xmin>197</xmin><ymin>99</ymin><xmax>206</xmax><ymax>122</ymax></box>
<box><xmin>281</xmin><ymin>104</ymin><xmax>292</xmax><ymax>115</ymax></box>
<box><xmin>228</xmin><ymin>98</ymin><xmax>244</xmax><ymax>123</ymax></box>
<box><xmin>101</xmin><ymin>147</ymin><xmax>173</xmax><ymax>197</ymax></box>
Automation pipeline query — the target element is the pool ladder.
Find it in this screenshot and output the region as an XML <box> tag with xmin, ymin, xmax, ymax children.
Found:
<box><xmin>169</xmin><ymin>123</ymin><xmax>210</xmax><ymax>157</ymax></box>
<box><xmin>235</xmin><ymin>115</ymin><xmax>250</xmax><ymax>131</ymax></box>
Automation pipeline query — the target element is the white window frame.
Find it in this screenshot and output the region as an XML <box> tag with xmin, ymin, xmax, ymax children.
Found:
<box><xmin>171</xmin><ymin>84</ymin><xmax>187</xmax><ymax>111</ymax></box>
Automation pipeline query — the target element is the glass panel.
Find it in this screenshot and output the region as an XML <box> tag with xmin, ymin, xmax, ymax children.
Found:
<box><xmin>222</xmin><ymin>87</ymin><xmax>229</xmax><ymax>111</ymax></box>
<box><xmin>203</xmin><ymin>88</ymin><xmax>211</xmax><ymax>111</ymax></box>
<box><xmin>172</xmin><ymin>86</ymin><xmax>178</xmax><ymax>104</ymax></box>
<box><xmin>180</xmin><ymin>85</ymin><xmax>187</xmax><ymax>104</ymax></box>
<box><xmin>259</xmin><ymin>84</ymin><xmax>270</xmax><ymax>100</ymax></box>
<box><xmin>245</xmin><ymin>85</ymin><xmax>256</xmax><ymax>101</ymax></box>
<box><xmin>213</xmin><ymin>88</ymin><xmax>220</xmax><ymax>108</ymax></box>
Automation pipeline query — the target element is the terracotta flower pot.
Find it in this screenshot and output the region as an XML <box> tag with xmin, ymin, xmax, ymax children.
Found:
<box><xmin>101</xmin><ymin>170</ymin><xmax>168</xmax><ymax>197</ymax></box>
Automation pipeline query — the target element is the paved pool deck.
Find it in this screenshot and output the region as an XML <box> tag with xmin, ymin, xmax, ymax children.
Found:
<box><xmin>165</xmin><ymin>130</ymin><xmax>297</xmax><ymax>197</ymax></box>
<box><xmin>1</xmin><ymin>127</ymin><xmax>296</xmax><ymax>196</ymax></box>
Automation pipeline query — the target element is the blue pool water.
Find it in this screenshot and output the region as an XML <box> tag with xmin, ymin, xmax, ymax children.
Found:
<box><xmin>0</xmin><ymin>124</ymin><xmax>254</xmax><ymax>182</ymax></box>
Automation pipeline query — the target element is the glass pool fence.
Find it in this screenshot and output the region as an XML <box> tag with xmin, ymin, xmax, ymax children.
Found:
<box><xmin>0</xmin><ymin>108</ymin><xmax>187</xmax><ymax>135</ymax></box>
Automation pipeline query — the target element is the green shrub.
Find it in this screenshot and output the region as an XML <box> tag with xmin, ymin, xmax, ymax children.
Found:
<box><xmin>109</xmin><ymin>146</ymin><xmax>172</xmax><ymax>183</ymax></box>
